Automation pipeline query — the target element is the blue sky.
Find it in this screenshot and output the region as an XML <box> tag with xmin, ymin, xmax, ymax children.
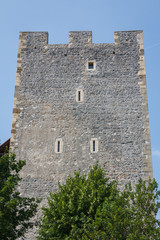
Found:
<box><xmin>0</xmin><ymin>0</ymin><xmax>160</xmax><ymax>190</ymax></box>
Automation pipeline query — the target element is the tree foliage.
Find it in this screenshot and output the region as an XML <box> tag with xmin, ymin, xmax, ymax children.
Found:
<box><xmin>38</xmin><ymin>164</ymin><xmax>160</xmax><ymax>240</ymax></box>
<box><xmin>0</xmin><ymin>152</ymin><xmax>40</xmax><ymax>240</ymax></box>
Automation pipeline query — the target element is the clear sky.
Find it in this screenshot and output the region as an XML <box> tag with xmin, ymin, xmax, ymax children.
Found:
<box><xmin>0</xmin><ymin>0</ymin><xmax>160</xmax><ymax>191</ymax></box>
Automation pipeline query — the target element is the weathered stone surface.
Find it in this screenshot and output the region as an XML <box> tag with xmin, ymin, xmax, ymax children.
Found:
<box><xmin>11</xmin><ymin>31</ymin><xmax>152</xmax><ymax>239</ymax></box>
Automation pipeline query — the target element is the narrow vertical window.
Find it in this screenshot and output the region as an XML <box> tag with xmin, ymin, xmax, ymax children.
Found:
<box><xmin>78</xmin><ymin>91</ymin><xmax>81</xmax><ymax>102</ymax></box>
<box><xmin>93</xmin><ymin>140</ymin><xmax>95</xmax><ymax>152</ymax></box>
<box><xmin>57</xmin><ymin>140</ymin><xmax>60</xmax><ymax>153</ymax></box>
<box><xmin>90</xmin><ymin>138</ymin><xmax>98</xmax><ymax>153</ymax></box>
<box><xmin>76</xmin><ymin>89</ymin><xmax>84</xmax><ymax>102</ymax></box>
<box><xmin>55</xmin><ymin>139</ymin><xmax>63</xmax><ymax>153</ymax></box>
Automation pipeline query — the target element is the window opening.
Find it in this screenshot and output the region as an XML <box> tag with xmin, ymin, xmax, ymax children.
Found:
<box><xmin>76</xmin><ymin>89</ymin><xmax>84</xmax><ymax>103</ymax></box>
<box><xmin>78</xmin><ymin>91</ymin><xmax>81</xmax><ymax>102</ymax></box>
<box><xmin>93</xmin><ymin>140</ymin><xmax>95</xmax><ymax>152</ymax></box>
<box><xmin>57</xmin><ymin>140</ymin><xmax>60</xmax><ymax>153</ymax></box>
<box><xmin>90</xmin><ymin>138</ymin><xmax>98</xmax><ymax>153</ymax></box>
<box><xmin>88</xmin><ymin>62</ymin><xmax>94</xmax><ymax>69</ymax></box>
<box><xmin>55</xmin><ymin>139</ymin><xmax>63</xmax><ymax>153</ymax></box>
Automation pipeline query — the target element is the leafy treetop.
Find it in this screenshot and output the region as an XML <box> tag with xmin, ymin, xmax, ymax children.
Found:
<box><xmin>0</xmin><ymin>152</ymin><xmax>40</xmax><ymax>240</ymax></box>
<box><xmin>38</xmin><ymin>163</ymin><xmax>160</xmax><ymax>240</ymax></box>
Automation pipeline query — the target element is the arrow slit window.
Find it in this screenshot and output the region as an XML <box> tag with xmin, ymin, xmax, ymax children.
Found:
<box><xmin>90</xmin><ymin>138</ymin><xmax>98</xmax><ymax>153</ymax></box>
<box><xmin>55</xmin><ymin>139</ymin><xmax>63</xmax><ymax>153</ymax></box>
<box><xmin>76</xmin><ymin>89</ymin><xmax>84</xmax><ymax>102</ymax></box>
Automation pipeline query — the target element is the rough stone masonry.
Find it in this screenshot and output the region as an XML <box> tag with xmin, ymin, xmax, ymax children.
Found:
<box><xmin>10</xmin><ymin>30</ymin><xmax>152</xmax><ymax>238</ymax></box>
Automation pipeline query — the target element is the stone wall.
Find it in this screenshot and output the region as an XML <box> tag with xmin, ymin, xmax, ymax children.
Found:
<box><xmin>10</xmin><ymin>30</ymin><xmax>153</xmax><ymax>239</ymax></box>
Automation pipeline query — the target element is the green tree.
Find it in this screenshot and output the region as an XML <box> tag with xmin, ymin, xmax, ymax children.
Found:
<box><xmin>37</xmin><ymin>164</ymin><xmax>160</xmax><ymax>240</ymax></box>
<box><xmin>0</xmin><ymin>152</ymin><xmax>40</xmax><ymax>240</ymax></box>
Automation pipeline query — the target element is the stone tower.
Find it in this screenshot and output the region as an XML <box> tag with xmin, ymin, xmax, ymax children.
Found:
<box><xmin>10</xmin><ymin>30</ymin><xmax>152</xmax><ymax>238</ymax></box>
